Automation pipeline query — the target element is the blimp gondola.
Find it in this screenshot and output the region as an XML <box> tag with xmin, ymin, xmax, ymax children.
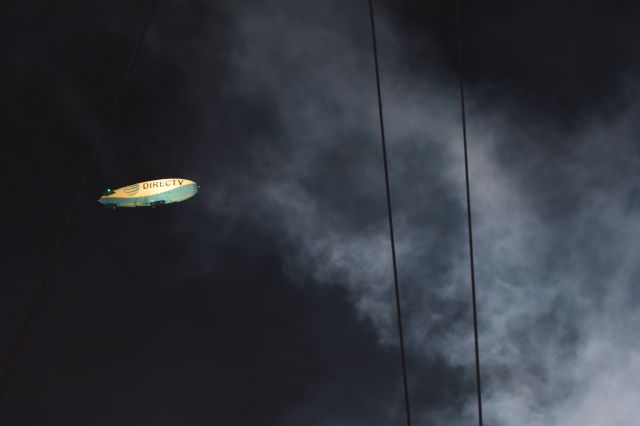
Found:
<box><xmin>98</xmin><ymin>178</ymin><xmax>199</xmax><ymax>209</ymax></box>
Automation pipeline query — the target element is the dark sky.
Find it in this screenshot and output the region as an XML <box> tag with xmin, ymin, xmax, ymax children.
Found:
<box><xmin>3</xmin><ymin>1</ymin><xmax>640</xmax><ymax>425</ymax></box>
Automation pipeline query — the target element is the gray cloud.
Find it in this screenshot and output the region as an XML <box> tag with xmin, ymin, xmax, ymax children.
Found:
<box><xmin>162</xmin><ymin>1</ymin><xmax>640</xmax><ymax>424</ymax></box>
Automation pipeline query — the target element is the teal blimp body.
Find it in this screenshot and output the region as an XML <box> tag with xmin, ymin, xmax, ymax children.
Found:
<box><xmin>98</xmin><ymin>178</ymin><xmax>199</xmax><ymax>208</ymax></box>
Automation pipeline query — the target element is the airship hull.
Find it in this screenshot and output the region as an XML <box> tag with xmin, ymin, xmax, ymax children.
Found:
<box><xmin>98</xmin><ymin>178</ymin><xmax>198</xmax><ymax>208</ymax></box>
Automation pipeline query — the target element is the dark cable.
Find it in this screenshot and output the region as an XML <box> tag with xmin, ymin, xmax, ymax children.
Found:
<box><xmin>0</xmin><ymin>0</ymin><xmax>159</xmax><ymax>401</ymax></box>
<box><xmin>454</xmin><ymin>1</ymin><xmax>484</xmax><ymax>425</ymax></box>
<box><xmin>366</xmin><ymin>1</ymin><xmax>412</xmax><ymax>425</ymax></box>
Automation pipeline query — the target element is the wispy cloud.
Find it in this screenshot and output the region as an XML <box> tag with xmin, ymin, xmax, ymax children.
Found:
<box><xmin>187</xmin><ymin>1</ymin><xmax>640</xmax><ymax>423</ymax></box>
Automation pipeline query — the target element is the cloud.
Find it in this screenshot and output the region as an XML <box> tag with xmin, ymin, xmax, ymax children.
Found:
<box><xmin>174</xmin><ymin>0</ymin><xmax>640</xmax><ymax>424</ymax></box>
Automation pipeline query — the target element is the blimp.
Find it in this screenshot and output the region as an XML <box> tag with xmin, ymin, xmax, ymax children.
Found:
<box><xmin>98</xmin><ymin>178</ymin><xmax>199</xmax><ymax>209</ymax></box>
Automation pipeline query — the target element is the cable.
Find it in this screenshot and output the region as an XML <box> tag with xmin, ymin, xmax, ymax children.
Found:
<box><xmin>454</xmin><ymin>1</ymin><xmax>484</xmax><ymax>425</ymax></box>
<box><xmin>366</xmin><ymin>1</ymin><xmax>412</xmax><ymax>425</ymax></box>
<box><xmin>0</xmin><ymin>0</ymin><xmax>159</xmax><ymax>402</ymax></box>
